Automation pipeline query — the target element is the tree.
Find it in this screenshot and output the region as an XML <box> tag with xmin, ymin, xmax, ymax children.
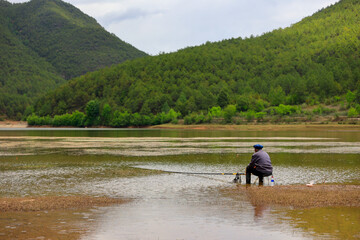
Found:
<box><xmin>346</xmin><ymin>90</ymin><xmax>356</xmax><ymax>105</ymax></box>
<box><xmin>268</xmin><ymin>86</ymin><xmax>285</xmax><ymax>106</ymax></box>
<box><xmin>140</xmin><ymin>101</ymin><xmax>151</xmax><ymax>115</ymax></box>
<box><xmin>209</xmin><ymin>106</ymin><xmax>223</xmax><ymax>117</ymax></box>
<box><xmin>223</xmin><ymin>104</ymin><xmax>237</xmax><ymax>123</ymax></box>
<box><xmin>70</xmin><ymin>111</ymin><xmax>85</xmax><ymax>127</ymax></box>
<box><xmin>161</xmin><ymin>102</ymin><xmax>170</xmax><ymax>113</ymax></box>
<box><xmin>235</xmin><ymin>95</ymin><xmax>250</xmax><ymax>112</ymax></box>
<box><xmin>175</xmin><ymin>92</ymin><xmax>187</xmax><ymax>116</ymax></box>
<box><xmin>348</xmin><ymin>107</ymin><xmax>358</xmax><ymax>117</ymax></box>
<box><xmin>85</xmin><ymin>100</ymin><xmax>100</xmax><ymax>126</ymax></box>
<box><xmin>217</xmin><ymin>90</ymin><xmax>229</xmax><ymax>108</ymax></box>
<box><xmin>101</xmin><ymin>104</ymin><xmax>112</xmax><ymax>126</ymax></box>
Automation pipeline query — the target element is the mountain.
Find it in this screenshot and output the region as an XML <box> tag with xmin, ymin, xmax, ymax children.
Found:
<box><xmin>0</xmin><ymin>0</ymin><xmax>147</xmax><ymax>118</ymax></box>
<box><xmin>34</xmin><ymin>0</ymin><xmax>360</xmax><ymax>117</ymax></box>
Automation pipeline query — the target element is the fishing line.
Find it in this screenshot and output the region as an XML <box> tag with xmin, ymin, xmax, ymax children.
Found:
<box><xmin>160</xmin><ymin>170</ymin><xmax>245</xmax><ymax>176</ymax></box>
<box><xmin>130</xmin><ymin>166</ymin><xmax>244</xmax><ymax>183</ymax></box>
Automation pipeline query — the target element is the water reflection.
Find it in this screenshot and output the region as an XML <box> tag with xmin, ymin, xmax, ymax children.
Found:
<box><xmin>0</xmin><ymin>128</ymin><xmax>359</xmax><ymax>239</ymax></box>
<box><xmin>276</xmin><ymin>207</ymin><xmax>360</xmax><ymax>239</ymax></box>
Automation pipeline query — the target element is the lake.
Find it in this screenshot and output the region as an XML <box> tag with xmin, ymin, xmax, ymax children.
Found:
<box><xmin>0</xmin><ymin>126</ymin><xmax>359</xmax><ymax>239</ymax></box>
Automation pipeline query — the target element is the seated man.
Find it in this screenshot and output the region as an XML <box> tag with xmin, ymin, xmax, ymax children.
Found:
<box><xmin>246</xmin><ymin>144</ymin><xmax>272</xmax><ymax>185</ymax></box>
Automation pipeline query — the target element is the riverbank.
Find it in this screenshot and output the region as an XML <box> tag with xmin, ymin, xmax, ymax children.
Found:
<box><xmin>0</xmin><ymin>195</ymin><xmax>126</xmax><ymax>212</ymax></box>
<box><xmin>2</xmin><ymin>120</ymin><xmax>360</xmax><ymax>131</ymax></box>
<box><xmin>150</xmin><ymin>123</ymin><xmax>360</xmax><ymax>131</ymax></box>
<box><xmin>0</xmin><ymin>120</ymin><xmax>27</xmax><ymax>128</ymax></box>
<box><xmin>2</xmin><ymin>184</ymin><xmax>359</xmax><ymax>212</ymax></box>
<box><xmin>224</xmin><ymin>184</ymin><xmax>360</xmax><ymax>209</ymax></box>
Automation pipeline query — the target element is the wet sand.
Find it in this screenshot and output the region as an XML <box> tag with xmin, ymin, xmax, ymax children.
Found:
<box><xmin>0</xmin><ymin>121</ymin><xmax>27</xmax><ymax>128</ymax></box>
<box><xmin>224</xmin><ymin>184</ymin><xmax>360</xmax><ymax>209</ymax></box>
<box><xmin>1</xmin><ymin>121</ymin><xmax>360</xmax><ymax>131</ymax></box>
<box><xmin>0</xmin><ymin>196</ymin><xmax>126</xmax><ymax>212</ymax></box>
<box><xmin>151</xmin><ymin>123</ymin><xmax>360</xmax><ymax>131</ymax></box>
<box><xmin>2</xmin><ymin>185</ymin><xmax>359</xmax><ymax>212</ymax></box>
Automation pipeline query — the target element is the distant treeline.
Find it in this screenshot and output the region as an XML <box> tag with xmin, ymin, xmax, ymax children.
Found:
<box><xmin>27</xmin><ymin>100</ymin><xmax>180</xmax><ymax>127</ymax></box>
<box><xmin>27</xmin><ymin>94</ymin><xmax>360</xmax><ymax>127</ymax></box>
<box><xmin>32</xmin><ymin>0</ymin><xmax>360</xmax><ymax>119</ymax></box>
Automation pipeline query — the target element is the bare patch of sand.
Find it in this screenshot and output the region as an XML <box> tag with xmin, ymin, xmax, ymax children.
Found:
<box><xmin>225</xmin><ymin>184</ymin><xmax>360</xmax><ymax>209</ymax></box>
<box><xmin>0</xmin><ymin>121</ymin><xmax>27</xmax><ymax>128</ymax></box>
<box><xmin>0</xmin><ymin>195</ymin><xmax>126</xmax><ymax>212</ymax></box>
<box><xmin>151</xmin><ymin>123</ymin><xmax>360</xmax><ymax>131</ymax></box>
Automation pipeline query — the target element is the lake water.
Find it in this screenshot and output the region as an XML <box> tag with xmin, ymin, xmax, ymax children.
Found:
<box><xmin>0</xmin><ymin>127</ymin><xmax>359</xmax><ymax>239</ymax></box>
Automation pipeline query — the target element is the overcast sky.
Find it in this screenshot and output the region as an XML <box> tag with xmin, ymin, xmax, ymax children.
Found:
<box><xmin>9</xmin><ymin>0</ymin><xmax>340</xmax><ymax>55</ymax></box>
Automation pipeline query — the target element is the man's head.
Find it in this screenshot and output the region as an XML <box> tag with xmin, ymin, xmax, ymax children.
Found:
<box><xmin>253</xmin><ymin>144</ymin><xmax>263</xmax><ymax>152</ymax></box>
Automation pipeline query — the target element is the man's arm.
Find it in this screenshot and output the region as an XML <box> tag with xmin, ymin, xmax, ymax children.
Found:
<box><xmin>248</xmin><ymin>153</ymin><xmax>258</xmax><ymax>168</ymax></box>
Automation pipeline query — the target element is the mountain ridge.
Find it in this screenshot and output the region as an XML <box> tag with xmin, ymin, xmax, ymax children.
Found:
<box><xmin>33</xmin><ymin>0</ymin><xmax>360</xmax><ymax>118</ymax></box>
<box><xmin>0</xmin><ymin>0</ymin><xmax>147</xmax><ymax>118</ymax></box>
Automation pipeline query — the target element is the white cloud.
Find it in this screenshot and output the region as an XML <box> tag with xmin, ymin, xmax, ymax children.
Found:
<box><xmin>7</xmin><ymin>0</ymin><xmax>340</xmax><ymax>55</ymax></box>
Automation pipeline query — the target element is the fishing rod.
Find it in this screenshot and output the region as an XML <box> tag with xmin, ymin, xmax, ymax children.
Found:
<box><xmin>130</xmin><ymin>166</ymin><xmax>244</xmax><ymax>183</ymax></box>
<box><xmin>162</xmin><ymin>170</ymin><xmax>244</xmax><ymax>176</ymax></box>
<box><xmin>162</xmin><ymin>170</ymin><xmax>245</xmax><ymax>183</ymax></box>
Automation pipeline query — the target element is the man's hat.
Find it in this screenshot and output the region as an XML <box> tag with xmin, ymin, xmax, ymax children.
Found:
<box><xmin>253</xmin><ymin>144</ymin><xmax>263</xmax><ymax>149</ymax></box>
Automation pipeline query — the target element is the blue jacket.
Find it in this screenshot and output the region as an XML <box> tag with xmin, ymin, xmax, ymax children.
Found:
<box><xmin>248</xmin><ymin>150</ymin><xmax>272</xmax><ymax>173</ymax></box>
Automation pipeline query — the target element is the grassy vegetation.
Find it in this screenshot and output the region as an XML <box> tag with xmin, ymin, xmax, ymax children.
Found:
<box><xmin>26</xmin><ymin>100</ymin><xmax>359</xmax><ymax>127</ymax></box>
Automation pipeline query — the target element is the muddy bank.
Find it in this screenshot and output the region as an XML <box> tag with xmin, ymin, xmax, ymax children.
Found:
<box><xmin>0</xmin><ymin>121</ymin><xmax>27</xmax><ymax>128</ymax></box>
<box><xmin>151</xmin><ymin>123</ymin><xmax>360</xmax><ymax>131</ymax></box>
<box><xmin>0</xmin><ymin>196</ymin><xmax>126</xmax><ymax>212</ymax></box>
<box><xmin>225</xmin><ymin>184</ymin><xmax>360</xmax><ymax>209</ymax></box>
<box><xmin>2</xmin><ymin>121</ymin><xmax>360</xmax><ymax>131</ymax></box>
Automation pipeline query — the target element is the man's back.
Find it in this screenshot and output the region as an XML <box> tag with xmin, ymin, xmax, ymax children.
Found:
<box><xmin>250</xmin><ymin>150</ymin><xmax>272</xmax><ymax>173</ymax></box>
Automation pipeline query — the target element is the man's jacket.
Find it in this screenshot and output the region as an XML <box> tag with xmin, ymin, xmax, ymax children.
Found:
<box><xmin>248</xmin><ymin>150</ymin><xmax>272</xmax><ymax>173</ymax></box>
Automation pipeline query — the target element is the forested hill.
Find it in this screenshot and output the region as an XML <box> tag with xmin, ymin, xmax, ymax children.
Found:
<box><xmin>0</xmin><ymin>0</ymin><xmax>147</xmax><ymax>119</ymax></box>
<box><xmin>35</xmin><ymin>0</ymin><xmax>360</xmax><ymax>118</ymax></box>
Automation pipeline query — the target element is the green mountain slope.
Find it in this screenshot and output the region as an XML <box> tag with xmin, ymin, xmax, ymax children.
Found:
<box><xmin>35</xmin><ymin>0</ymin><xmax>360</xmax><ymax>117</ymax></box>
<box><xmin>0</xmin><ymin>1</ymin><xmax>65</xmax><ymax>118</ymax></box>
<box><xmin>0</xmin><ymin>0</ymin><xmax>147</xmax><ymax>118</ymax></box>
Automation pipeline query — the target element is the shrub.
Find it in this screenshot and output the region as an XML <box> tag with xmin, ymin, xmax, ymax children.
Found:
<box><xmin>184</xmin><ymin>115</ymin><xmax>194</xmax><ymax>125</ymax></box>
<box><xmin>194</xmin><ymin>113</ymin><xmax>206</xmax><ymax>124</ymax></box>
<box><xmin>52</xmin><ymin>114</ymin><xmax>72</xmax><ymax>126</ymax></box>
<box><xmin>131</xmin><ymin>113</ymin><xmax>143</xmax><ymax>127</ymax></box>
<box><xmin>27</xmin><ymin>114</ymin><xmax>52</xmax><ymax>126</ymax></box>
<box><xmin>208</xmin><ymin>106</ymin><xmax>223</xmax><ymax>118</ymax></box>
<box><xmin>347</xmin><ymin>108</ymin><xmax>358</xmax><ymax>118</ymax></box>
<box><xmin>70</xmin><ymin>111</ymin><xmax>85</xmax><ymax>127</ymax></box>
<box><xmin>101</xmin><ymin>104</ymin><xmax>112</xmax><ymax>126</ymax></box>
<box><xmin>243</xmin><ymin>110</ymin><xmax>256</xmax><ymax>122</ymax></box>
<box><xmin>274</xmin><ymin>104</ymin><xmax>300</xmax><ymax>116</ymax></box>
<box><xmin>111</xmin><ymin>111</ymin><xmax>131</xmax><ymax>127</ymax></box>
<box><xmin>313</xmin><ymin>105</ymin><xmax>335</xmax><ymax>115</ymax></box>
<box><xmin>223</xmin><ymin>105</ymin><xmax>237</xmax><ymax>123</ymax></box>
<box><xmin>255</xmin><ymin>112</ymin><xmax>267</xmax><ymax>120</ymax></box>
<box><xmin>85</xmin><ymin>100</ymin><xmax>100</xmax><ymax>126</ymax></box>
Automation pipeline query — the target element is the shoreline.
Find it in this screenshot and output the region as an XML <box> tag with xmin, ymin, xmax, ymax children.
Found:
<box><xmin>0</xmin><ymin>121</ymin><xmax>28</xmax><ymax>128</ymax></box>
<box><xmin>1</xmin><ymin>121</ymin><xmax>360</xmax><ymax>131</ymax></box>
<box><xmin>0</xmin><ymin>195</ymin><xmax>127</xmax><ymax>212</ymax></box>
<box><xmin>225</xmin><ymin>184</ymin><xmax>360</xmax><ymax>209</ymax></box>
<box><xmin>1</xmin><ymin>184</ymin><xmax>359</xmax><ymax>212</ymax></box>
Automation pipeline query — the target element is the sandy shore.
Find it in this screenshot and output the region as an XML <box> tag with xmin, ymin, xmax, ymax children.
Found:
<box><xmin>1</xmin><ymin>121</ymin><xmax>360</xmax><ymax>131</ymax></box>
<box><xmin>224</xmin><ymin>184</ymin><xmax>360</xmax><ymax>209</ymax></box>
<box><xmin>151</xmin><ymin>123</ymin><xmax>360</xmax><ymax>131</ymax></box>
<box><xmin>0</xmin><ymin>195</ymin><xmax>126</xmax><ymax>212</ymax></box>
<box><xmin>0</xmin><ymin>121</ymin><xmax>27</xmax><ymax>128</ymax></box>
<box><xmin>2</xmin><ymin>185</ymin><xmax>359</xmax><ymax>212</ymax></box>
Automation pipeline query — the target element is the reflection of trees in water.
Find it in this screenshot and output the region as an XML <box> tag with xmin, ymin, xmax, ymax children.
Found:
<box><xmin>280</xmin><ymin>207</ymin><xmax>360</xmax><ymax>240</ymax></box>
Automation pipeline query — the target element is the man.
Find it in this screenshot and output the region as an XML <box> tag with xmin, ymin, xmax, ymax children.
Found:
<box><xmin>246</xmin><ymin>144</ymin><xmax>272</xmax><ymax>185</ymax></box>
